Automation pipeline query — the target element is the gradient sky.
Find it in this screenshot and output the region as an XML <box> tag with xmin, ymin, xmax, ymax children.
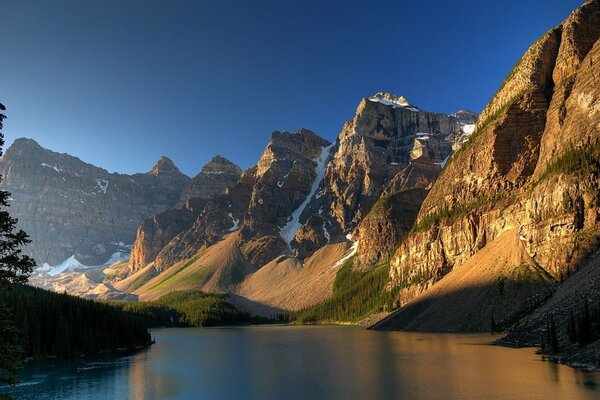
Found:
<box><xmin>0</xmin><ymin>0</ymin><xmax>581</xmax><ymax>176</ymax></box>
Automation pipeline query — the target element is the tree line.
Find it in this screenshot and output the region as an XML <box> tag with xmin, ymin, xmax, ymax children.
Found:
<box><xmin>293</xmin><ymin>257</ymin><xmax>394</xmax><ymax>323</ymax></box>
<box><xmin>0</xmin><ymin>284</ymin><xmax>152</xmax><ymax>359</ymax></box>
<box><xmin>542</xmin><ymin>299</ymin><xmax>600</xmax><ymax>355</ymax></box>
<box><xmin>113</xmin><ymin>290</ymin><xmax>261</xmax><ymax>327</ymax></box>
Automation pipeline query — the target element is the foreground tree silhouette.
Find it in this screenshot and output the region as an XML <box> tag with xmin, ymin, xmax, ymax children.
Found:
<box><xmin>0</xmin><ymin>102</ymin><xmax>36</xmax><ymax>398</ymax></box>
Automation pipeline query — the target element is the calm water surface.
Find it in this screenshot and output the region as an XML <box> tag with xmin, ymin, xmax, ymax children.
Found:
<box><xmin>8</xmin><ymin>326</ymin><xmax>600</xmax><ymax>399</ymax></box>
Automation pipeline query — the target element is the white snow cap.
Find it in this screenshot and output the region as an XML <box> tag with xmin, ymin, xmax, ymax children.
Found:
<box><xmin>368</xmin><ymin>92</ymin><xmax>420</xmax><ymax>111</ymax></box>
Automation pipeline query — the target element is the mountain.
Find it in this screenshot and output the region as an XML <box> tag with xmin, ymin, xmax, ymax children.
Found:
<box><xmin>3</xmin><ymin>95</ymin><xmax>475</xmax><ymax>314</ymax></box>
<box><xmin>2</xmin><ymin>80</ymin><xmax>475</xmax><ymax>317</ymax></box>
<box><xmin>120</xmin><ymin>128</ymin><xmax>335</xmax><ymax>295</ymax></box>
<box><xmin>178</xmin><ymin>155</ymin><xmax>242</xmax><ymax>206</ymax></box>
<box><xmin>118</xmin><ymin>96</ymin><xmax>475</xmax><ymax>310</ymax></box>
<box><xmin>0</xmin><ymin>139</ymin><xmax>241</xmax><ymax>295</ymax></box>
<box><xmin>0</xmin><ymin>138</ymin><xmax>187</xmax><ymax>266</ymax></box>
<box><xmin>374</xmin><ymin>0</ymin><xmax>600</xmax><ymax>335</ymax></box>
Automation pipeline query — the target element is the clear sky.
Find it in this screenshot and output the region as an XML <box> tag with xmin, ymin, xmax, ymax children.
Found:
<box><xmin>0</xmin><ymin>0</ymin><xmax>582</xmax><ymax>176</ymax></box>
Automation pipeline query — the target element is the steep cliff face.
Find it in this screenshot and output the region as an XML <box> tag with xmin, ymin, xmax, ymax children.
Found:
<box><xmin>123</xmin><ymin>94</ymin><xmax>477</xmax><ymax>296</ymax></box>
<box><xmin>384</xmin><ymin>0</ymin><xmax>600</xmax><ymax>330</ymax></box>
<box><xmin>291</xmin><ymin>93</ymin><xmax>476</xmax><ymax>266</ymax></box>
<box><xmin>126</xmin><ymin>155</ymin><xmax>242</xmax><ymax>273</ymax></box>
<box><xmin>127</xmin><ymin>197</ymin><xmax>207</xmax><ymax>274</ymax></box>
<box><xmin>178</xmin><ymin>155</ymin><xmax>242</xmax><ymax>205</ymax></box>
<box><xmin>127</xmin><ymin>129</ymin><xmax>333</xmax><ymax>277</ymax></box>
<box><xmin>0</xmin><ymin>138</ymin><xmax>190</xmax><ymax>265</ymax></box>
<box><xmin>311</xmin><ymin>93</ymin><xmax>464</xmax><ymax>242</ymax></box>
<box><xmin>355</xmin><ymin>188</ymin><xmax>427</xmax><ymax>269</ymax></box>
<box><xmin>245</xmin><ymin>129</ymin><xmax>332</xmax><ymax>243</ymax></box>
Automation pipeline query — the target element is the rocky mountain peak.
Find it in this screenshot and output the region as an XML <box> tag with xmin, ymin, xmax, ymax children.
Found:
<box><xmin>7</xmin><ymin>137</ymin><xmax>42</xmax><ymax>150</ymax></box>
<box><xmin>200</xmin><ymin>155</ymin><xmax>242</xmax><ymax>175</ymax></box>
<box><xmin>0</xmin><ymin>141</ymin><xmax>192</xmax><ymax>266</ymax></box>
<box><xmin>367</xmin><ymin>92</ymin><xmax>417</xmax><ymax>109</ymax></box>
<box><xmin>450</xmin><ymin>109</ymin><xmax>478</xmax><ymax>124</ymax></box>
<box><xmin>269</xmin><ymin>128</ymin><xmax>329</xmax><ymax>148</ymax></box>
<box><xmin>256</xmin><ymin>129</ymin><xmax>331</xmax><ymax>177</ymax></box>
<box><xmin>149</xmin><ymin>156</ymin><xmax>184</xmax><ymax>177</ymax></box>
<box><xmin>3</xmin><ymin>138</ymin><xmax>49</xmax><ymax>160</ymax></box>
<box><xmin>177</xmin><ymin>155</ymin><xmax>242</xmax><ymax>206</ymax></box>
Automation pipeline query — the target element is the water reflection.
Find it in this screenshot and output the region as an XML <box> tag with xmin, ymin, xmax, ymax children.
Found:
<box><xmin>8</xmin><ymin>326</ymin><xmax>600</xmax><ymax>400</ymax></box>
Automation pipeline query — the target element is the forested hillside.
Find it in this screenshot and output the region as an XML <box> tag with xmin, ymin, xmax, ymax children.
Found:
<box><xmin>114</xmin><ymin>290</ymin><xmax>262</xmax><ymax>327</ymax></box>
<box><xmin>0</xmin><ymin>284</ymin><xmax>152</xmax><ymax>359</ymax></box>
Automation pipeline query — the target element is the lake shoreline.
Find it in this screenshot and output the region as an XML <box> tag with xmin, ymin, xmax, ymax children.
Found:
<box><xmin>9</xmin><ymin>326</ymin><xmax>600</xmax><ymax>400</ymax></box>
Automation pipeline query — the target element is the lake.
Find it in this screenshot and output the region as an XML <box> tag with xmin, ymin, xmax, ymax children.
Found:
<box><xmin>7</xmin><ymin>325</ymin><xmax>600</xmax><ymax>399</ymax></box>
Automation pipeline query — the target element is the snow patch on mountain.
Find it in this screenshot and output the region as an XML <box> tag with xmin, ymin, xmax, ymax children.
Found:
<box><xmin>41</xmin><ymin>163</ymin><xmax>62</xmax><ymax>173</ymax></box>
<box><xmin>333</xmin><ymin>239</ymin><xmax>359</xmax><ymax>269</ymax></box>
<box><xmin>34</xmin><ymin>251</ymin><xmax>130</xmax><ymax>276</ymax></box>
<box><xmin>368</xmin><ymin>93</ymin><xmax>420</xmax><ymax>112</ymax></box>
<box><xmin>277</xmin><ymin>164</ymin><xmax>294</xmax><ymax>188</ymax></box>
<box><xmin>279</xmin><ymin>143</ymin><xmax>334</xmax><ymax>249</ymax></box>
<box><xmin>228</xmin><ymin>213</ymin><xmax>240</xmax><ymax>231</ymax></box>
<box><xmin>102</xmin><ymin>251</ymin><xmax>129</xmax><ymax>266</ymax></box>
<box><xmin>35</xmin><ymin>256</ymin><xmax>91</xmax><ymax>276</ymax></box>
<box><xmin>437</xmin><ymin>154</ymin><xmax>450</xmax><ymax>168</ymax></box>
<box><xmin>462</xmin><ymin>124</ymin><xmax>475</xmax><ymax>135</ymax></box>
<box><xmin>323</xmin><ymin>222</ymin><xmax>331</xmax><ymax>243</ymax></box>
<box><xmin>96</xmin><ymin>179</ymin><xmax>109</xmax><ymax>194</ymax></box>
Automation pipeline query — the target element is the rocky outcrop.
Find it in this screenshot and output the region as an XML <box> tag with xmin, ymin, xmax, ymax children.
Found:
<box><xmin>291</xmin><ymin>93</ymin><xmax>475</xmax><ymax>263</ymax></box>
<box><xmin>308</xmin><ymin>94</ymin><xmax>465</xmax><ymax>238</ymax></box>
<box><xmin>178</xmin><ymin>155</ymin><xmax>241</xmax><ymax>205</ymax></box>
<box><xmin>127</xmin><ymin>197</ymin><xmax>207</xmax><ymax>273</ymax></box>
<box><xmin>245</xmin><ymin>129</ymin><xmax>331</xmax><ymax>240</ymax></box>
<box><xmin>355</xmin><ymin>188</ymin><xmax>427</xmax><ymax>269</ymax></box>
<box><xmin>127</xmin><ymin>156</ymin><xmax>242</xmax><ymax>273</ymax></box>
<box><xmin>0</xmin><ymin>138</ymin><xmax>191</xmax><ymax>265</ymax></box>
<box><xmin>126</xmin><ymin>129</ymin><xmax>334</xmax><ymax>275</ymax></box>
<box><xmin>383</xmin><ymin>0</ymin><xmax>600</xmax><ymax>330</ymax></box>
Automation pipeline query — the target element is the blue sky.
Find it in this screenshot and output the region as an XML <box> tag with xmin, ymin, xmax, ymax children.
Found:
<box><xmin>0</xmin><ymin>0</ymin><xmax>581</xmax><ymax>176</ymax></box>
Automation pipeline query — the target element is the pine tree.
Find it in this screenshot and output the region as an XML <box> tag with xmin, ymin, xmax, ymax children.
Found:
<box><xmin>578</xmin><ymin>299</ymin><xmax>592</xmax><ymax>347</ymax></box>
<box><xmin>0</xmin><ymin>104</ymin><xmax>36</xmax><ymax>284</ymax></box>
<box><xmin>568</xmin><ymin>309</ymin><xmax>577</xmax><ymax>343</ymax></box>
<box><xmin>0</xmin><ymin>102</ymin><xmax>36</xmax><ymax>398</ymax></box>
<box><xmin>548</xmin><ymin>316</ymin><xmax>559</xmax><ymax>354</ymax></box>
<box><xmin>0</xmin><ymin>302</ymin><xmax>23</xmax><ymax>390</ymax></box>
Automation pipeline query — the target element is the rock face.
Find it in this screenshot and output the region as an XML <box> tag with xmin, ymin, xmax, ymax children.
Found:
<box><xmin>127</xmin><ymin>197</ymin><xmax>207</xmax><ymax>274</ymax></box>
<box><xmin>126</xmin><ymin>129</ymin><xmax>334</xmax><ymax>279</ymax></box>
<box><xmin>0</xmin><ymin>138</ymin><xmax>244</xmax><ymax>269</ymax></box>
<box><xmin>297</xmin><ymin>92</ymin><xmax>475</xmax><ymax>265</ymax></box>
<box><xmin>0</xmin><ymin>138</ymin><xmax>190</xmax><ymax>265</ymax></box>
<box><xmin>127</xmin><ymin>97</ymin><xmax>476</xmax><ymax>280</ymax></box>
<box><xmin>383</xmin><ymin>0</ymin><xmax>600</xmax><ymax>330</ymax></box>
<box><xmin>355</xmin><ymin>188</ymin><xmax>427</xmax><ymax>269</ymax></box>
<box><xmin>245</xmin><ymin>129</ymin><xmax>332</xmax><ymax>240</ymax></box>
<box><xmin>178</xmin><ymin>155</ymin><xmax>241</xmax><ymax>205</ymax></box>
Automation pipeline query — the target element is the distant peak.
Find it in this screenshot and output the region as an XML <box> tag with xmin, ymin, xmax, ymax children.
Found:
<box><xmin>3</xmin><ymin>138</ymin><xmax>44</xmax><ymax>158</ymax></box>
<box><xmin>450</xmin><ymin>109</ymin><xmax>479</xmax><ymax>124</ymax></box>
<box><xmin>10</xmin><ymin>137</ymin><xmax>42</xmax><ymax>149</ymax></box>
<box><xmin>269</xmin><ymin>128</ymin><xmax>331</xmax><ymax>149</ymax></box>
<box><xmin>149</xmin><ymin>156</ymin><xmax>182</xmax><ymax>176</ymax></box>
<box><xmin>367</xmin><ymin>92</ymin><xmax>419</xmax><ymax>111</ymax></box>
<box><xmin>200</xmin><ymin>155</ymin><xmax>242</xmax><ymax>175</ymax></box>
